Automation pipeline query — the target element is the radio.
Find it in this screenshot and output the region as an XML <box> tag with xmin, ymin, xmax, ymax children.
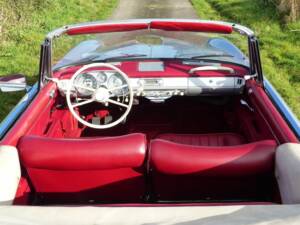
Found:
<box><xmin>138</xmin><ymin>79</ymin><xmax>163</xmax><ymax>87</ymax></box>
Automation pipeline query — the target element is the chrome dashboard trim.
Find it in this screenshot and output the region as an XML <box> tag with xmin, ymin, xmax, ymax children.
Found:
<box><xmin>58</xmin><ymin>76</ymin><xmax>245</xmax><ymax>100</ymax></box>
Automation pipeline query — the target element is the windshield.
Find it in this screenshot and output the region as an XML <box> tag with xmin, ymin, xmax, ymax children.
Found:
<box><xmin>52</xmin><ymin>29</ymin><xmax>249</xmax><ymax>71</ymax></box>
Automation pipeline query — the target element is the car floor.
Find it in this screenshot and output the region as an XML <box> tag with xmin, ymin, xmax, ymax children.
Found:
<box><xmin>81</xmin><ymin>96</ymin><xmax>242</xmax><ymax>141</ymax></box>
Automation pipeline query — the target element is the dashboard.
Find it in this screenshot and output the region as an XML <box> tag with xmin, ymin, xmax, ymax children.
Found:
<box><xmin>56</xmin><ymin>61</ymin><xmax>248</xmax><ymax>103</ymax></box>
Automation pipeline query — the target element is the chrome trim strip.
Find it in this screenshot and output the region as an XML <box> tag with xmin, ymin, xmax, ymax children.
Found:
<box><xmin>232</xmin><ymin>24</ymin><xmax>255</xmax><ymax>37</ymax></box>
<box><xmin>0</xmin><ymin>83</ymin><xmax>38</xmax><ymax>140</ymax></box>
<box><xmin>46</xmin><ymin>26</ymin><xmax>68</xmax><ymax>40</ymax></box>
<box><xmin>264</xmin><ymin>78</ymin><xmax>300</xmax><ymax>139</ymax></box>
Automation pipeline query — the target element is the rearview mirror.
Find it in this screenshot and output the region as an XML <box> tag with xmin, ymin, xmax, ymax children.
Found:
<box><xmin>0</xmin><ymin>74</ymin><xmax>27</xmax><ymax>92</ymax></box>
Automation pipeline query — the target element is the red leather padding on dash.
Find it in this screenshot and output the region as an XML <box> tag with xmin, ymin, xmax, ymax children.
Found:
<box><xmin>156</xmin><ymin>133</ymin><xmax>245</xmax><ymax>146</ymax></box>
<box><xmin>18</xmin><ymin>133</ymin><xmax>147</xmax><ymax>204</ymax></box>
<box><xmin>67</xmin><ymin>23</ymin><xmax>149</xmax><ymax>35</ymax></box>
<box><xmin>150</xmin><ymin>21</ymin><xmax>233</xmax><ymax>34</ymax></box>
<box><xmin>150</xmin><ymin>139</ymin><xmax>276</xmax><ymax>176</ymax></box>
<box><xmin>54</xmin><ymin>61</ymin><xmax>248</xmax><ymax>79</ymax></box>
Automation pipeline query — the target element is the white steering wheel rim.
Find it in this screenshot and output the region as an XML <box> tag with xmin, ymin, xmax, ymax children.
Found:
<box><xmin>66</xmin><ymin>63</ymin><xmax>133</xmax><ymax>129</ymax></box>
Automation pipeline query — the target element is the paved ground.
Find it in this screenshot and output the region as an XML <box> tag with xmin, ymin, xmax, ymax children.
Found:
<box><xmin>109</xmin><ymin>0</ymin><xmax>198</xmax><ymax>19</ymax></box>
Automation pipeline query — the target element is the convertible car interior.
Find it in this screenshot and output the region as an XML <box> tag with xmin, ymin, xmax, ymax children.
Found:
<box><xmin>0</xmin><ymin>20</ymin><xmax>299</xmax><ymax>208</ymax></box>
<box><xmin>3</xmin><ymin>60</ymin><xmax>297</xmax><ymax>206</ymax></box>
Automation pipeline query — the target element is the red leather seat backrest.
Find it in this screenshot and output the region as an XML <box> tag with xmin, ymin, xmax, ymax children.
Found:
<box><xmin>18</xmin><ymin>133</ymin><xmax>147</xmax><ymax>204</ymax></box>
<box><xmin>19</xmin><ymin>134</ymin><xmax>146</xmax><ymax>170</ymax></box>
<box><xmin>149</xmin><ymin>139</ymin><xmax>277</xmax><ymax>201</ymax></box>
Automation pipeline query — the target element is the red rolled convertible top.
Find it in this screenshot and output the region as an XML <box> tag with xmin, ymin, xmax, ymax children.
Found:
<box><xmin>66</xmin><ymin>20</ymin><xmax>233</xmax><ymax>35</ymax></box>
<box><xmin>66</xmin><ymin>23</ymin><xmax>149</xmax><ymax>35</ymax></box>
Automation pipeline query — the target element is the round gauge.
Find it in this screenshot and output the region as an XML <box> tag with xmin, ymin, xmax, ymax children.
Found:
<box><xmin>74</xmin><ymin>73</ymin><xmax>97</xmax><ymax>96</ymax></box>
<box><xmin>97</xmin><ymin>72</ymin><xmax>107</xmax><ymax>83</ymax></box>
<box><xmin>107</xmin><ymin>73</ymin><xmax>124</xmax><ymax>95</ymax></box>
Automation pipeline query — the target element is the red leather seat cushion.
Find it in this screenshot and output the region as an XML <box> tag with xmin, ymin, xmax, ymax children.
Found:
<box><xmin>18</xmin><ymin>133</ymin><xmax>147</xmax><ymax>203</ymax></box>
<box><xmin>156</xmin><ymin>133</ymin><xmax>245</xmax><ymax>146</ymax></box>
<box><xmin>149</xmin><ymin>139</ymin><xmax>277</xmax><ymax>201</ymax></box>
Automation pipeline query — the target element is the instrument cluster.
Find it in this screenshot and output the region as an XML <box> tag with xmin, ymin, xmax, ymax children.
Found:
<box><xmin>59</xmin><ymin>70</ymin><xmax>128</xmax><ymax>97</ymax></box>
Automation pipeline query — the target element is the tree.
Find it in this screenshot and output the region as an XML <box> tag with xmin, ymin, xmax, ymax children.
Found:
<box><xmin>277</xmin><ymin>0</ymin><xmax>300</xmax><ymax>22</ymax></box>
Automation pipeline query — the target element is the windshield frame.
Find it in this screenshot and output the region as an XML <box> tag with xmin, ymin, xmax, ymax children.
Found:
<box><xmin>38</xmin><ymin>19</ymin><xmax>262</xmax><ymax>88</ymax></box>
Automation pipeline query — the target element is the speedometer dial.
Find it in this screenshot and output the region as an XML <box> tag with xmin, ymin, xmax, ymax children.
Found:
<box><xmin>97</xmin><ymin>72</ymin><xmax>107</xmax><ymax>83</ymax></box>
<box><xmin>74</xmin><ymin>73</ymin><xmax>97</xmax><ymax>96</ymax></box>
<box><xmin>108</xmin><ymin>75</ymin><xmax>122</xmax><ymax>88</ymax></box>
<box><xmin>107</xmin><ymin>73</ymin><xmax>124</xmax><ymax>95</ymax></box>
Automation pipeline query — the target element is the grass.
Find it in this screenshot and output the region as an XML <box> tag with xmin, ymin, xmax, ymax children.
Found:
<box><xmin>0</xmin><ymin>0</ymin><xmax>118</xmax><ymax>120</ymax></box>
<box><xmin>1</xmin><ymin>0</ymin><xmax>299</xmax><ymax>121</ymax></box>
<box><xmin>191</xmin><ymin>0</ymin><xmax>300</xmax><ymax>118</ymax></box>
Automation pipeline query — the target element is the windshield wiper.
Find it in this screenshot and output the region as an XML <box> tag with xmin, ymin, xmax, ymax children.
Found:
<box><xmin>190</xmin><ymin>53</ymin><xmax>234</xmax><ymax>59</ymax></box>
<box><xmin>54</xmin><ymin>54</ymin><xmax>148</xmax><ymax>71</ymax></box>
<box><xmin>176</xmin><ymin>53</ymin><xmax>234</xmax><ymax>59</ymax></box>
<box><xmin>101</xmin><ymin>54</ymin><xmax>148</xmax><ymax>61</ymax></box>
<box><xmin>53</xmin><ymin>53</ymin><xmax>102</xmax><ymax>71</ymax></box>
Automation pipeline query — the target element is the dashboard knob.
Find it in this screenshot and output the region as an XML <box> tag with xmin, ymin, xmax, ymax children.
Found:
<box><xmin>137</xmin><ymin>79</ymin><xmax>145</xmax><ymax>87</ymax></box>
<box><xmin>158</xmin><ymin>79</ymin><xmax>164</xmax><ymax>86</ymax></box>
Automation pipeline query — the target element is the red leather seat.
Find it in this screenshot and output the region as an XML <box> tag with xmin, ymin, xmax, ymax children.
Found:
<box><xmin>156</xmin><ymin>133</ymin><xmax>245</xmax><ymax>146</ymax></box>
<box><xmin>149</xmin><ymin>139</ymin><xmax>277</xmax><ymax>201</ymax></box>
<box><xmin>18</xmin><ymin>133</ymin><xmax>146</xmax><ymax>204</ymax></box>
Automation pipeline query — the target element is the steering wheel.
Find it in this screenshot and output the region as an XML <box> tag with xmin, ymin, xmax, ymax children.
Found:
<box><xmin>66</xmin><ymin>63</ymin><xmax>133</xmax><ymax>129</ymax></box>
